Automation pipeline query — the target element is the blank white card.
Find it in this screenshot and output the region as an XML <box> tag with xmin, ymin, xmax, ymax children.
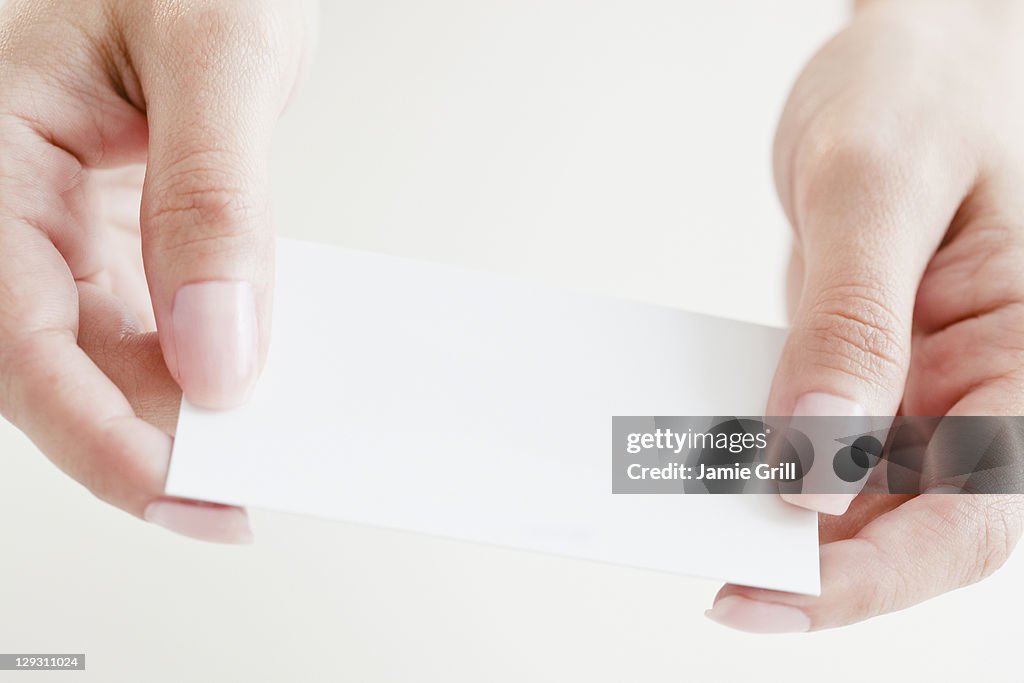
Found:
<box><xmin>167</xmin><ymin>239</ymin><xmax>820</xmax><ymax>595</ymax></box>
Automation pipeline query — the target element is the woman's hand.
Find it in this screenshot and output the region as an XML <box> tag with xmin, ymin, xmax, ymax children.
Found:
<box><xmin>707</xmin><ymin>0</ymin><xmax>1024</xmax><ymax>632</ymax></box>
<box><xmin>0</xmin><ymin>0</ymin><xmax>315</xmax><ymax>542</ymax></box>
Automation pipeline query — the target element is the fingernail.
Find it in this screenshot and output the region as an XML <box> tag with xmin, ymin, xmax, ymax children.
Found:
<box><xmin>791</xmin><ymin>392</ymin><xmax>866</xmax><ymax>418</ymax></box>
<box><xmin>172</xmin><ymin>281</ymin><xmax>258</xmax><ymax>409</ymax></box>
<box><xmin>705</xmin><ymin>596</ymin><xmax>810</xmax><ymax>634</ymax></box>
<box><xmin>780</xmin><ymin>492</ymin><xmax>857</xmax><ymax>515</ymax></box>
<box><xmin>144</xmin><ymin>500</ymin><xmax>254</xmax><ymax>544</ymax></box>
<box><xmin>783</xmin><ymin>392</ymin><xmax>867</xmax><ymax>516</ymax></box>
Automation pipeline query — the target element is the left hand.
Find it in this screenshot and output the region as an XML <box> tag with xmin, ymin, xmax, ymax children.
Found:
<box><xmin>0</xmin><ymin>0</ymin><xmax>316</xmax><ymax>542</ymax></box>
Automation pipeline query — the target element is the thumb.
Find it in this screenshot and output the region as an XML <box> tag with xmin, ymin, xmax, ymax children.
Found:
<box><xmin>769</xmin><ymin>135</ymin><xmax>972</xmax><ymax>514</ymax></box>
<box><xmin>133</xmin><ymin>5</ymin><xmax>298</xmax><ymax>409</ymax></box>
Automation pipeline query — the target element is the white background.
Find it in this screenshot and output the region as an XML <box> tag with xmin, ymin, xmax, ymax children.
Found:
<box><xmin>2</xmin><ymin>1</ymin><xmax>1021</xmax><ymax>680</ymax></box>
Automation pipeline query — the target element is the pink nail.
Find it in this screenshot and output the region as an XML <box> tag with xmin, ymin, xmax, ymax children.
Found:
<box><xmin>172</xmin><ymin>281</ymin><xmax>258</xmax><ymax>409</ymax></box>
<box><xmin>780</xmin><ymin>492</ymin><xmax>858</xmax><ymax>515</ymax></box>
<box><xmin>782</xmin><ymin>392</ymin><xmax>866</xmax><ymax>516</ymax></box>
<box><xmin>144</xmin><ymin>500</ymin><xmax>254</xmax><ymax>544</ymax></box>
<box><xmin>705</xmin><ymin>596</ymin><xmax>810</xmax><ymax>634</ymax></box>
<box><xmin>791</xmin><ymin>392</ymin><xmax>865</xmax><ymax>418</ymax></box>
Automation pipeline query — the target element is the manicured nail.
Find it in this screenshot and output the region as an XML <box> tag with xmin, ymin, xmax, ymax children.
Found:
<box><xmin>172</xmin><ymin>281</ymin><xmax>258</xmax><ymax>409</ymax></box>
<box><xmin>705</xmin><ymin>596</ymin><xmax>811</xmax><ymax>634</ymax></box>
<box><xmin>780</xmin><ymin>492</ymin><xmax>857</xmax><ymax>515</ymax></box>
<box><xmin>791</xmin><ymin>392</ymin><xmax>866</xmax><ymax>418</ymax></box>
<box><xmin>782</xmin><ymin>392</ymin><xmax>867</xmax><ymax>515</ymax></box>
<box><xmin>144</xmin><ymin>500</ymin><xmax>254</xmax><ymax>544</ymax></box>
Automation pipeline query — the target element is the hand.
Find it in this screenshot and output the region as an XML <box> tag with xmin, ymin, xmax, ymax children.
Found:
<box><xmin>706</xmin><ymin>0</ymin><xmax>1024</xmax><ymax>632</ymax></box>
<box><xmin>0</xmin><ymin>0</ymin><xmax>316</xmax><ymax>542</ymax></box>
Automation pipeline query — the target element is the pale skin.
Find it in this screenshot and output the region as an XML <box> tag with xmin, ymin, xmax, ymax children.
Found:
<box><xmin>0</xmin><ymin>0</ymin><xmax>1021</xmax><ymax>632</ymax></box>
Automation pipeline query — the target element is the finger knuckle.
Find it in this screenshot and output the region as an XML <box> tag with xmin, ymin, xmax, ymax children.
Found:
<box><xmin>144</xmin><ymin>164</ymin><xmax>265</xmax><ymax>261</ymax></box>
<box><xmin>791</xmin><ymin>114</ymin><xmax>918</xmax><ymax>219</ymax></box>
<box><xmin>798</xmin><ymin>116</ymin><xmax>894</xmax><ymax>176</ymax></box>
<box><xmin>804</xmin><ymin>281</ymin><xmax>909</xmax><ymax>387</ymax></box>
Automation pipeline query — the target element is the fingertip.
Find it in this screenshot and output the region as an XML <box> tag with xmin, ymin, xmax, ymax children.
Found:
<box><xmin>705</xmin><ymin>595</ymin><xmax>811</xmax><ymax>634</ymax></box>
<box><xmin>144</xmin><ymin>499</ymin><xmax>254</xmax><ymax>544</ymax></box>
